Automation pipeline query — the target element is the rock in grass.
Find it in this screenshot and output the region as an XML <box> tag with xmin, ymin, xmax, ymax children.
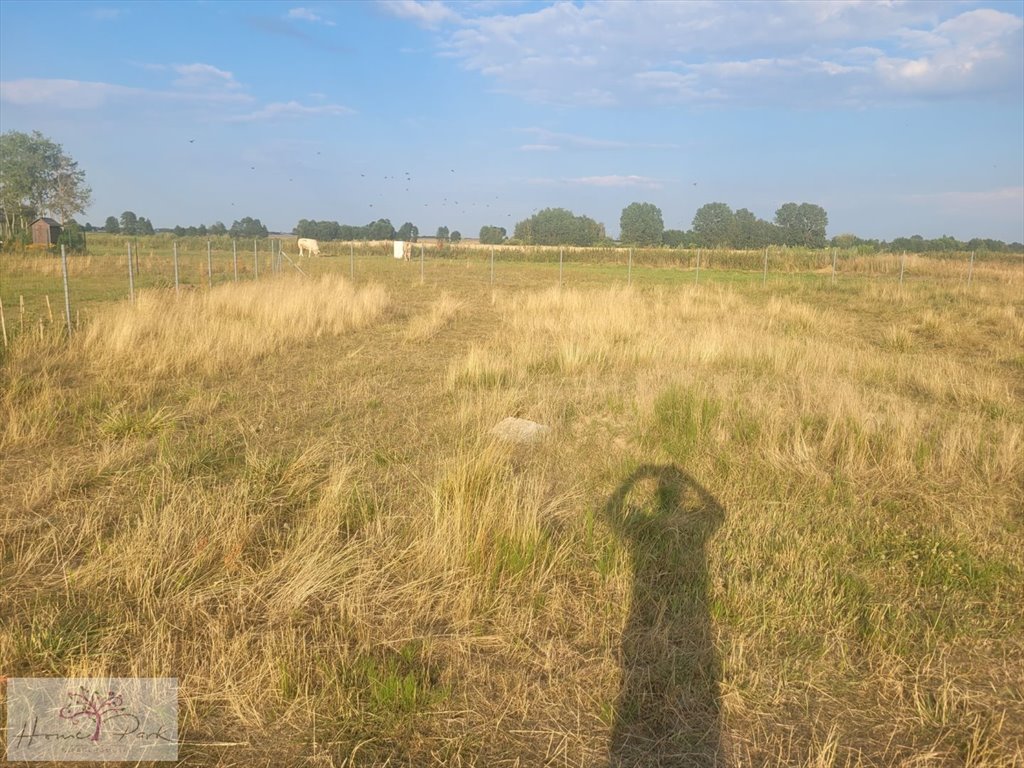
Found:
<box><xmin>492</xmin><ymin>417</ymin><xmax>550</xmax><ymax>444</ymax></box>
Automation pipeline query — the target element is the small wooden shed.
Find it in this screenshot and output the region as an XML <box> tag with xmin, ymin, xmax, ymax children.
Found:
<box><xmin>31</xmin><ymin>217</ymin><xmax>62</xmax><ymax>245</ymax></box>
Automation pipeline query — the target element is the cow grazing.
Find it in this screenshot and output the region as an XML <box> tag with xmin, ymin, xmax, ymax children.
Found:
<box><xmin>297</xmin><ymin>238</ymin><xmax>321</xmax><ymax>257</ymax></box>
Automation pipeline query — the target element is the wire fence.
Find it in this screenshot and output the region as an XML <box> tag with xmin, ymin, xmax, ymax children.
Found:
<box><xmin>1</xmin><ymin>237</ymin><xmax>1020</xmax><ymax>350</ymax></box>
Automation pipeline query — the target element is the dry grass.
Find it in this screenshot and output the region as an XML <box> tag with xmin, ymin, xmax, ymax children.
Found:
<box><xmin>1</xmin><ymin>257</ymin><xmax>1022</xmax><ymax>766</ymax></box>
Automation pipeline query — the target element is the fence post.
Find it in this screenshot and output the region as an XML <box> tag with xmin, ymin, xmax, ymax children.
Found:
<box><xmin>559</xmin><ymin>247</ymin><xmax>564</xmax><ymax>288</ymax></box>
<box><xmin>420</xmin><ymin>243</ymin><xmax>424</xmax><ymax>285</ymax></box>
<box><xmin>967</xmin><ymin>250</ymin><xmax>975</xmax><ymax>287</ymax></box>
<box><xmin>207</xmin><ymin>241</ymin><xmax>213</xmax><ymax>288</ymax></box>
<box><xmin>628</xmin><ymin>247</ymin><xmax>633</xmax><ymax>286</ymax></box>
<box><xmin>350</xmin><ymin>242</ymin><xmax>354</xmax><ymax>280</ymax></box>
<box><xmin>127</xmin><ymin>242</ymin><xmax>135</xmax><ymax>303</ymax></box>
<box><xmin>60</xmin><ymin>245</ymin><xmax>72</xmax><ymax>335</ymax></box>
<box><xmin>899</xmin><ymin>250</ymin><xmax>906</xmax><ymax>289</ymax></box>
<box><xmin>831</xmin><ymin>247</ymin><xmax>837</xmax><ymax>285</ymax></box>
<box><xmin>233</xmin><ymin>240</ymin><xmax>238</xmax><ymax>282</ymax></box>
<box><xmin>762</xmin><ymin>246</ymin><xmax>769</xmax><ymax>287</ymax></box>
<box><xmin>0</xmin><ymin>297</ymin><xmax>7</xmax><ymax>348</ymax></box>
<box><xmin>173</xmin><ymin>241</ymin><xmax>180</xmax><ymax>295</ymax></box>
<box><xmin>254</xmin><ymin>239</ymin><xmax>259</xmax><ymax>280</ymax></box>
<box><xmin>490</xmin><ymin>246</ymin><xmax>495</xmax><ymax>286</ymax></box>
<box><xmin>695</xmin><ymin>248</ymin><xmax>701</xmax><ymax>285</ymax></box>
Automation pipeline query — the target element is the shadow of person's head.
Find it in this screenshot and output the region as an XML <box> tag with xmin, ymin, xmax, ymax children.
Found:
<box><xmin>604</xmin><ymin>464</ymin><xmax>726</xmax><ymax>767</ymax></box>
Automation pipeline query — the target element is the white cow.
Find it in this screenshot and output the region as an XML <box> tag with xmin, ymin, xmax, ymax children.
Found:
<box><xmin>297</xmin><ymin>238</ymin><xmax>320</xmax><ymax>257</ymax></box>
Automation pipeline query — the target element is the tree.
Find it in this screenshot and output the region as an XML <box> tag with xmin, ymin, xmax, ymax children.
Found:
<box><xmin>120</xmin><ymin>211</ymin><xmax>139</xmax><ymax>235</ymax></box>
<box><xmin>691</xmin><ymin>203</ymin><xmax>734</xmax><ymax>247</ymax></box>
<box><xmin>620</xmin><ymin>202</ymin><xmax>664</xmax><ymax>246</ymax></box>
<box><xmin>104</xmin><ymin>215</ymin><xmax>121</xmax><ymax>234</ymax></box>
<box><xmin>230</xmin><ymin>217</ymin><xmax>269</xmax><ymax>238</ymax></box>
<box><xmin>662</xmin><ymin>229</ymin><xmax>689</xmax><ymax>248</ymax></box>
<box><xmin>436</xmin><ymin>225</ymin><xmax>449</xmax><ymax>242</ymax></box>
<box><xmin>52</xmin><ymin>154</ymin><xmax>92</xmax><ymax>225</ymax></box>
<box><xmin>396</xmin><ymin>221</ymin><xmax>419</xmax><ymax>242</ymax></box>
<box><xmin>774</xmin><ymin>203</ymin><xmax>828</xmax><ymax>248</ymax></box>
<box><xmin>450</xmin><ymin>230</ymin><xmax>462</xmax><ymax>243</ymax></box>
<box><xmin>513</xmin><ymin>208</ymin><xmax>604</xmax><ymax>246</ymax></box>
<box><xmin>1</xmin><ymin>130</ymin><xmax>91</xmax><ymax>236</ymax></box>
<box><xmin>479</xmin><ymin>225</ymin><xmax>507</xmax><ymax>245</ymax></box>
<box><xmin>209</xmin><ymin>221</ymin><xmax>227</xmax><ymax>235</ymax></box>
<box><xmin>367</xmin><ymin>218</ymin><xmax>395</xmax><ymax>240</ymax></box>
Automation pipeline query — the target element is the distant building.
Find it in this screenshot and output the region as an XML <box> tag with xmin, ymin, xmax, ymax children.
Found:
<box><xmin>31</xmin><ymin>217</ymin><xmax>62</xmax><ymax>245</ymax></box>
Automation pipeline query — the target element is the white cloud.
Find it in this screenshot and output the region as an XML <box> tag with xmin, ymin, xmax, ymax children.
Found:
<box><xmin>0</xmin><ymin>78</ymin><xmax>252</xmax><ymax>109</ymax></box>
<box><xmin>287</xmin><ymin>7</ymin><xmax>336</xmax><ymax>26</ymax></box>
<box><xmin>573</xmin><ymin>175</ymin><xmax>663</xmax><ymax>189</ymax></box>
<box><xmin>225</xmin><ymin>100</ymin><xmax>354</xmax><ymax>122</ymax></box>
<box><xmin>172</xmin><ymin>63</ymin><xmax>242</xmax><ymax>90</ymax></box>
<box><xmin>0</xmin><ymin>79</ymin><xmax>138</xmax><ymax>109</ymax></box>
<box><xmin>88</xmin><ymin>7</ymin><xmax>124</xmax><ymax>21</ymax></box>
<box><xmin>529</xmin><ymin>174</ymin><xmax>663</xmax><ymax>189</ymax></box>
<box><xmin>398</xmin><ymin>1</ymin><xmax>1023</xmax><ymax>107</ymax></box>
<box><xmin>521</xmin><ymin>127</ymin><xmax>678</xmax><ymax>151</ymax></box>
<box><xmin>379</xmin><ymin>0</ymin><xmax>460</xmax><ymax>29</ymax></box>
<box><xmin>904</xmin><ymin>186</ymin><xmax>1024</xmax><ymax>209</ymax></box>
<box><xmin>519</xmin><ymin>144</ymin><xmax>559</xmax><ymax>152</ymax></box>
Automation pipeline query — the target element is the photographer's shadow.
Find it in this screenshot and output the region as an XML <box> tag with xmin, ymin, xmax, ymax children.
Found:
<box><xmin>604</xmin><ymin>465</ymin><xmax>726</xmax><ymax>767</ymax></box>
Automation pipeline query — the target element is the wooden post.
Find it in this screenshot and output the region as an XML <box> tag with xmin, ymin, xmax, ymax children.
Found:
<box><xmin>420</xmin><ymin>244</ymin><xmax>424</xmax><ymax>285</ymax></box>
<box><xmin>0</xmin><ymin>297</ymin><xmax>7</xmax><ymax>348</ymax></box>
<box><xmin>967</xmin><ymin>250</ymin><xmax>975</xmax><ymax>287</ymax></box>
<box><xmin>559</xmin><ymin>246</ymin><xmax>564</xmax><ymax>288</ymax></box>
<box><xmin>173</xmin><ymin>241</ymin><xmax>180</xmax><ymax>295</ymax></box>
<box><xmin>207</xmin><ymin>241</ymin><xmax>213</xmax><ymax>288</ymax></box>
<box><xmin>628</xmin><ymin>247</ymin><xmax>633</xmax><ymax>286</ymax></box>
<box><xmin>60</xmin><ymin>245</ymin><xmax>72</xmax><ymax>335</ymax></box>
<box><xmin>490</xmin><ymin>246</ymin><xmax>495</xmax><ymax>286</ymax></box>
<box><xmin>899</xmin><ymin>250</ymin><xmax>906</xmax><ymax>288</ymax></box>
<box><xmin>695</xmin><ymin>248</ymin><xmax>701</xmax><ymax>284</ymax></box>
<box><xmin>831</xmin><ymin>247</ymin><xmax>837</xmax><ymax>286</ymax></box>
<box><xmin>128</xmin><ymin>242</ymin><xmax>135</xmax><ymax>303</ymax></box>
<box><xmin>233</xmin><ymin>240</ymin><xmax>238</xmax><ymax>282</ymax></box>
<box><xmin>254</xmin><ymin>239</ymin><xmax>259</xmax><ymax>280</ymax></box>
<box><xmin>762</xmin><ymin>246</ymin><xmax>769</xmax><ymax>287</ymax></box>
<box><xmin>350</xmin><ymin>242</ymin><xmax>354</xmax><ymax>280</ymax></box>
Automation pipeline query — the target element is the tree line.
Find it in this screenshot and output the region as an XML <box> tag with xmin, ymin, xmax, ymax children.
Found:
<box><xmin>5</xmin><ymin>130</ymin><xmax>1020</xmax><ymax>254</ymax></box>
<box><xmin>293</xmin><ymin>219</ymin><xmax>469</xmax><ymax>244</ymax></box>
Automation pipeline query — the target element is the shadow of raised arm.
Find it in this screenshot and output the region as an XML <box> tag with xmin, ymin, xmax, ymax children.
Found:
<box><xmin>603</xmin><ymin>464</ymin><xmax>726</xmax><ymax>768</ymax></box>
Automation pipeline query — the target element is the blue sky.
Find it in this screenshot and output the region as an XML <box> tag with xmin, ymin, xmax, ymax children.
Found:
<box><xmin>1</xmin><ymin>0</ymin><xmax>1022</xmax><ymax>241</ymax></box>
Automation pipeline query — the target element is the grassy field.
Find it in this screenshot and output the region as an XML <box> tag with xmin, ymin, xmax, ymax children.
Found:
<box><xmin>1</xmin><ymin>242</ymin><xmax>1022</xmax><ymax>766</ymax></box>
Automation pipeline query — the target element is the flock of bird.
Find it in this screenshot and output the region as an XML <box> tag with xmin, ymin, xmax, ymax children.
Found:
<box><xmin>190</xmin><ymin>137</ymin><xmax>514</xmax><ymax>225</ymax></box>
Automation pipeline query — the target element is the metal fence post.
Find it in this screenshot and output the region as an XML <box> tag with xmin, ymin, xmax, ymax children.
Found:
<box><xmin>127</xmin><ymin>242</ymin><xmax>135</xmax><ymax>303</ymax></box>
<box><xmin>60</xmin><ymin>245</ymin><xmax>72</xmax><ymax>335</ymax></box>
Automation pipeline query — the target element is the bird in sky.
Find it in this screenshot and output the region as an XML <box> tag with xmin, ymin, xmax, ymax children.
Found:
<box><xmin>188</xmin><ymin>139</ymin><xmax>195</xmax><ymax>144</ymax></box>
